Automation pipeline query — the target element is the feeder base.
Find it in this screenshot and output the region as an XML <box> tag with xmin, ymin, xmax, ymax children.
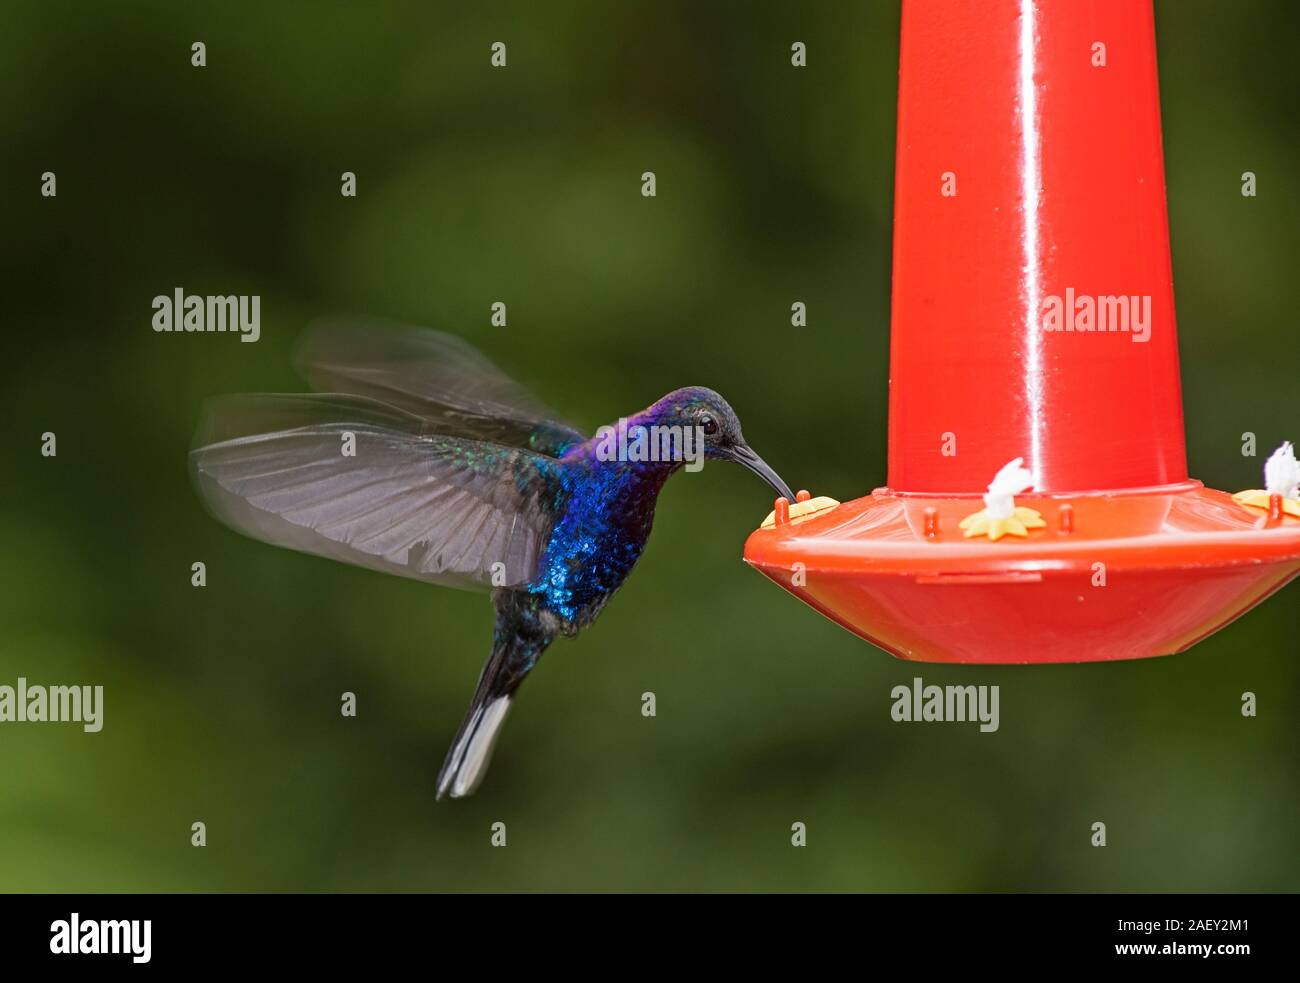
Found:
<box><xmin>743</xmin><ymin>482</ymin><xmax>1300</xmax><ymax>664</ymax></box>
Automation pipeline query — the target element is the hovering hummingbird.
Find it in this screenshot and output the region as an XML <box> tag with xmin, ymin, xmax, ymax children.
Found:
<box><xmin>190</xmin><ymin>320</ymin><xmax>793</xmax><ymax>799</ymax></box>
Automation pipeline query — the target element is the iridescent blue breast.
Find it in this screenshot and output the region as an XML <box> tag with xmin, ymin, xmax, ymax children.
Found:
<box><xmin>528</xmin><ymin>459</ymin><xmax>668</xmax><ymax>627</ymax></box>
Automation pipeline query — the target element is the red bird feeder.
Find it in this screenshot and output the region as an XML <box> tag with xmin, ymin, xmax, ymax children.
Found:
<box><xmin>744</xmin><ymin>0</ymin><xmax>1300</xmax><ymax>663</ymax></box>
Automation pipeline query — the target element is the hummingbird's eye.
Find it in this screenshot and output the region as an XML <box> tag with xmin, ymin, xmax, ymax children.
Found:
<box><xmin>698</xmin><ymin>413</ymin><xmax>719</xmax><ymax>437</ymax></box>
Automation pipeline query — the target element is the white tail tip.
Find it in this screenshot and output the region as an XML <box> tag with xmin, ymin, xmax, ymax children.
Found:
<box><xmin>440</xmin><ymin>696</ymin><xmax>513</xmax><ymax>799</ymax></box>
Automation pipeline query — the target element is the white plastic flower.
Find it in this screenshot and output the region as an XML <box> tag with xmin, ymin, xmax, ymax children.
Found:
<box><xmin>1264</xmin><ymin>441</ymin><xmax>1299</xmax><ymax>499</ymax></box>
<box><xmin>960</xmin><ymin>457</ymin><xmax>1045</xmax><ymax>541</ymax></box>
<box><xmin>982</xmin><ymin>457</ymin><xmax>1035</xmax><ymax>519</ymax></box>
<box><xmin>1232</xmin><ymin>440</ymin><xmax>1300</xmax><ymax>519</ymax></box>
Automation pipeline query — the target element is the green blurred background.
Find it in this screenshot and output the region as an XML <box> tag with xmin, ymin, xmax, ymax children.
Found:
<box><xmin>1</xmin><ymin>0</ymin><xmax>1295</xmax><ymax>892</ymax></box>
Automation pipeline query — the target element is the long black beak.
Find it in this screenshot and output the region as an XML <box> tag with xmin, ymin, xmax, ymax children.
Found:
<box><xmin>731</xmin><ymin>444</ymin><xmax>795</xmax><ymax>502</ymax></box>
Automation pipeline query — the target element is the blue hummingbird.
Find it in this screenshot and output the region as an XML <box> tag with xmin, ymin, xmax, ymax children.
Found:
<box><xmin>190</xmin><ymin>319</ymin><xmax>793</xmax><ymax>798</ymax></box>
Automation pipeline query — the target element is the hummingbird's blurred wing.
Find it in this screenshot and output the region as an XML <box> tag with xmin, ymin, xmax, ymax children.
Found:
<box><xmin>293</xmin><ymin>317</ymin><xmax>586</xmax><ymax>457</ymax></box>
<box><xmin>190</xmin><ymin>394</ymin><xmax>565</xmax><ymax>592</ymax></box>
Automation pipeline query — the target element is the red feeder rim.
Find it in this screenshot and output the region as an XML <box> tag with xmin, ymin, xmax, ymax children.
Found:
<box><xmin>744</xmin><ymin>0</ymin><xmax>1300</xmax><ymax>663</ymax></box>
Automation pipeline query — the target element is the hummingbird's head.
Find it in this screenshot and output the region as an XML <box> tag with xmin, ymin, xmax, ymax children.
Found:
<box><xmin>649</xmin><ymin>386</ymin><xmax>794</xmax><ymax>501</ymax></box>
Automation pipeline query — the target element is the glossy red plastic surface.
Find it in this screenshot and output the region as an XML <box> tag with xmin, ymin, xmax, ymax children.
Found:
<box><xmin>746</xmin><ymin>486</ymin><xmax>1300</xmax><ymax>663</ymax></box>
<box><xmin>743</xmin><ymin>0</ymin><xmax>1300</xmax><ymax>663</ymax></box>
<box><xmin>888</xmin><ymin>0</ymin><xmax>1185</xmax><ymax>494</ymax></box>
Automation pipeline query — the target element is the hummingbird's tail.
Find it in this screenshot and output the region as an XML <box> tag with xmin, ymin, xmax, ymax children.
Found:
<box><xmin>437</xmin><ymin>596</ymin><xmax>553</xmax><ymax>800</ymax></box>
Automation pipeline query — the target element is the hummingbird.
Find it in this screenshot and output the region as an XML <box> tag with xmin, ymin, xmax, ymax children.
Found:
<box><xmin>190</xmin><ymin>319</ymin><xmax>793</xmax><ymax>799</ymax></box>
